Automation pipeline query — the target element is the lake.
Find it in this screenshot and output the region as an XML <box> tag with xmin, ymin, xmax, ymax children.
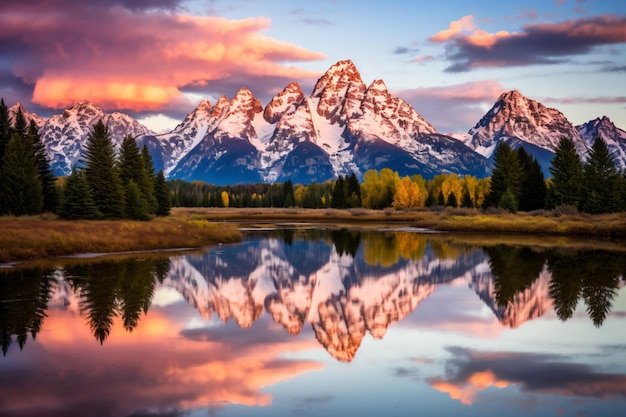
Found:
<box><xmin>1</xmin><ymin>226</ymin><xmax>625</xmax><ymax>417</ymax></box>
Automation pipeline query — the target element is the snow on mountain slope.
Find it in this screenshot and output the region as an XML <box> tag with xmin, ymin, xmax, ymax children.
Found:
<box><xmin>468</xmin><ymin>90</ymin><xmax>586</xmax><ymax>159</ymax></box>
<box><xmin>578</xmin><ymin>116</ymin><xmax>626</xmax><ymax>171</ymax></box>
<box><xmin>39</xmin><ymin>101</ymin><xmax>154</xmax><ymax>176</ymax></box>
<box><xmin>22</xmin><ymin>60</ymin><xmax>624</xmax><ymax>184</ymax></box>
<box><xmin>146</xmin><ymin>99</ymin><xmax>213</xmax><ymax>176</ymax></box>
<box><xmin>8</xmin><ymin>103</ymin><xmax>46</xmax><ymax>129</ymax></box>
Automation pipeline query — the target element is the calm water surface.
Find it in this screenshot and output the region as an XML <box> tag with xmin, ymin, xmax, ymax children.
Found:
<box><xmin>1</xmin><ymin>227</ymin><xmax>625</xmax><ymax>417</ymax></box>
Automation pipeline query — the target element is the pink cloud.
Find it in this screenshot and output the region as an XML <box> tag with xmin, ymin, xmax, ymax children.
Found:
<box><xmin>410</xmin><ymin>55</ymin><xmax>435</xmax><ymax>63</ymax></box>
<box><xmin>0</xmin><ymin>3</ymin><xmax>325</xmax><ymax>115</ymax></box>
<box><xmin>429</xmin><ymin>15</ymin><xmax>476</xmax><ymax>42</ymax></box>
<box><xmin>0</xmin><ymin>307</ymin><xmax>324</xmax><ymax>416</ymax></box>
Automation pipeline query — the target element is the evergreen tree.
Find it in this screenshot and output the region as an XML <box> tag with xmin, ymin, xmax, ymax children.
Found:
<box><xmin>283</xmin><ymin>179</ymin><xmax>295</xmax><ymax>207</ymax></box>
<box><xmin>621</xmin><ymin>171</ymin><xmax>626</xmax><ymax>212</ymax></box>
<box><xmin>580</xmin><ymin>137</ymin><xmax>621</xmax><ymax>214</ymax></box>
<box><xmin>437</xmin><ymin>190</ymin><xmax>445</xmax><ymax>206</ymax></box>
<box><xmin>28</xmin><ymin>120</ymin><xmax>58</xmax><ymax>212</ymax></box>
<box><xmin>498</xmin><ymin>188</ymin><xmax>518</xmax><ymax>213</ymax></box>
<box><xmin>124</xmin><ymin>180</ymin><xmax>150</xmax><ymax>220</ymax></box>
<box><xmin>0</xmin><ymin>133</ymin><xmax>43</xmax><ymax>215</ymax></box>
<box><xmin>58</xmin><ymin>168</ymin><xmax>99</xmax><ymax>219</ymax></box>
<box><xmin>517</xmin><ymin>147</ymin><xmax>547</xmax><ymax>211</ymax></box>
<box><xmin>446</xmin><ymin>191</ymin><xmax>458</xmax><ymax>207</ymax></box>
<box><xmin>82</xmin><ymin>120</ymin><xmax>125</xmax><ymax>218</ymax></box>
<box><xmin>483</xmin><ymin>142</ymin><xmax>523</xmax><ymax>208</ymax></box>
<box><xmin>11</xmin><ymin>106</ymin><xmax>27</xmax><ymax>139</ymax></box>
<box><xmin>0</xmin><ymin>98</ymin><xmax>10</xmax><ymax>168</ymax></box>
<box><xmin>141</xmin><ymin>144</ymin><xmax>158</xmax><ymax>213</ymax></box>
<box><xmin>346</xmin><ymin>172</ymin><xmax>361</xmax><ymax>207</ymax></box>
<box><xmin>461</xmin><ymin>187</ymin><xmax>473</xmax><ymax>208</ymax></box>
<box><xmin>154</xmin><ymin>170</ymin><xmax>171</xmax><ymax>216</ymax></box>
<box><xmin>331</xmin><ymin>175</ymin><xmax>347</xmax><ymax>208</ymax></box>
<box><xmin>549</xmin><ymin>137</ymin><xmax>583</xmax><ymax>208</ymax></box>
<box><xmin>119</xmin><ymin>136</ymin><xmax>155</xmax><ymax>216</ymax></box>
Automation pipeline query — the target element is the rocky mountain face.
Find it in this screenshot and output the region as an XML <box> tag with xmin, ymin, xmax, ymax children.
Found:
<box><xmin>577</xmin><ymin>116</ymin><xmax>626</xmax><ymax>171</ymax></box>
<box><xmin>8</xmin><ymin>103</ymin><xmax>46</xmax><ymax>129</ymax></box>
<box><xmin>462</xmin><ymin>90</ymin><xmax>589</xmax><ymax>174</ymax></box>
<box><xmin>12</xmin><ymin>61</ymin><xmax>626</xmax><ymax>182</ymax></box>
<box><xmin>164</xmin><ymin>60</ymin><xmax>489</xmax><ymax>184</ymax></box>
<box><xmin>37</xmin><ymin>101</ymin><xmax>155</xmax><ymax>176</ymax></box>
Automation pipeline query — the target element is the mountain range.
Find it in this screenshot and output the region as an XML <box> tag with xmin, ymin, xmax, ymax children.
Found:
<box><xmin>9</xmin><ymin>60</ymin><xmax>626</xmax><ymax>183</ymax></box>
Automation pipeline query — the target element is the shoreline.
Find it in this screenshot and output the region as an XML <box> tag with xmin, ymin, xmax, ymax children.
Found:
<box><xmin>2</xmin><ymin>207</ymin><xmax>626</xmax><ymax>266</ymax></box>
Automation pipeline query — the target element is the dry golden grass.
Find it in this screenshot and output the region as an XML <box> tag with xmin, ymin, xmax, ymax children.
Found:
<box><xmin>2</xmin><ymin>207</ymin><xmax>625</xmax><ymax>264</ymax></box>
<box><xmin>180</xmin><ymin>207</ymin><xmax>626</xmax><ymax>238</ymax></box>
<box><xmin>0</xmin><ymin>213</ymin><xmax>242</xmax><ymax>263</ymax></box>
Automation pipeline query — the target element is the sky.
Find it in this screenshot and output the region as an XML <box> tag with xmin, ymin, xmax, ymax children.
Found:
<box><xmin>1</xmin><ymin>0</ymin><xmax>625</xmax><ymax>134</ymax></box>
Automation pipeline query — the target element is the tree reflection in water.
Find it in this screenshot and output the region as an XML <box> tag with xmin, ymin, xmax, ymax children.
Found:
<box><xmin>0</xmin><ymin>267</ymin><xmax>55</xmax><ymax>355</ymax></box>
<box><xmin>0</xmin><ymin>230</ymin><xmax>624</xmax><ymax>356</ymax></box>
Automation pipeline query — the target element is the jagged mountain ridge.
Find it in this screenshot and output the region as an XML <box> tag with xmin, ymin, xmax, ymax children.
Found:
<box><xmin>458</xmin><ymin>90</ymin><xmax>626</xmax><ymax>177</ymax></box>
<box><xmin>8</xmin><ymin>103</ymin><xmax>46</xmax><ymax>129</ymax></box>
<box><xmin>11</xmin><ymin>60</ymin><xmax>626</xmax><ymax>182</ymax></box>
<box><xmin>577</xmin><ymin>116</ymin><xmax>626</xmax><ymax>171</ymax></box>
<box><xmin>166</xmin><ymin>60</ymin><xmax>489</xmax><ymax>184</ymax></box>
<box><xmin>37</xmin><ymin>101</ymin><xmax>155</xmax><ymax>176</ymax></box>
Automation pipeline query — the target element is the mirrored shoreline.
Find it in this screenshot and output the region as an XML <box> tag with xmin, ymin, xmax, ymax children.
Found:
<box><xmin>1</xmin><ymin>227</ymin><xmax>625</xmax><ymax>417</ymax></box>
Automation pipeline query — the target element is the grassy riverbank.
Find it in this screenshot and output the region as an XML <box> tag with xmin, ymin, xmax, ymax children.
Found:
<box><xmin>2</xmin><ymin>207</ymin><xmax>625</xmax><ymax>264</ymax></box>
<box><xmin>0</xmin><ymin>212</ymin><xmax>242</xmax><ymax>264</ymax></box>
<box><xmin>186</xmin><ymin>207</ymin><xmax>626</xmax><ymax>237</ymax></box>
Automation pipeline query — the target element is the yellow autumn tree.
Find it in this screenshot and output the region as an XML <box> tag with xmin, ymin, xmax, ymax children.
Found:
<box><xmin>441</xmin><ymin>173</ymin><xmax>463</xmax><ymax>207</ymax></box>
<box><xmin>221</xmin><ymin>190</ymin><xmax>229</xmax><ymax>208</ymax></box>
<box><xmin>361</xmin><ymin>168</ymin><xmax>400</xmax><ymax>209</ymax></box>
<box><xmin>393</xmin><ymin>176</ymin><xmax>422</xmax><ymax>209</ymax></box>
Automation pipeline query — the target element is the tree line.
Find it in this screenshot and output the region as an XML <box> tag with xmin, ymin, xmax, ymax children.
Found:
<box><xmin>0</xmin><ymin>99</ymin><xmax>171</xmax><ymax>219</ymax></box>
<box><xmin>170</xmin><ymin>137</ymin><xmax>626</xmax><ymax>214</ymax></box>
<box><xmin>2</xmin><ymin>92</ymin><xmax>625</xmax><ymax>217</ymax></box>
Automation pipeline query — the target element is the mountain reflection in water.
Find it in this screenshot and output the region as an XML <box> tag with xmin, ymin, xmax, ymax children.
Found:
<box><xmin>1</xmin><ymin>228</ymin><xmax>625</xmax><ymax>417</ymax></box>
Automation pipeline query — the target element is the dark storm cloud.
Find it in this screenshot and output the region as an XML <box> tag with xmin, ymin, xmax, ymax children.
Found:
<box><xmin>430</xmin><ymin>14</ymin><xmax>626</xmax><ymax>72</ymax></box>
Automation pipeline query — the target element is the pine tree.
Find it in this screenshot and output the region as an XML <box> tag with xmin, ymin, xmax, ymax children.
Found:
<box><xmin>124</xmin><ymin>180</ymin><xmax>150</xmax><ymax>220</ymax></box>
<box><xmin>0</xmin><ymin>133</ymin><xmax>43</xmax><ymax>215</ymax></box>
<box><xmin>346</xmin><ymin>172</ymin><xmax>361</xmax><ymax>207</ymax></box>
<box><xmin>154</xmin><ymin>171</ymin><xmax>171</xmax><ymax>216</ymax></box>
<box><xmin>58</xmin><ymin>168</ymin><xmax>99</xmax><ymax>219</ymax></box>
<box><xmin>11</xmin><ymin>106</ymin><xmax>27</xmax><ymax>139</ymax></box>
<box><xmin>517</xmin><ymin>147</ymin><xmax>547</xmax><ymax>211</ymax></box>
<box><xmin>461</xmin><ymin>187</ymin><xmax>473</xmax><ymax>208</ymax></box>
<box><xmin>82</xmin><ymin>120</ymin><xmax>125</xmax><ymax>218</ymax></box>
<box><xmin>446</xmin><ymin>191</ymin><xmax>458</xmax><ymax>208</ymax></box>
<box><xmin>119</xmin><ymin>136</ymin><xmax>155</xmax><ymax>216</ymax></box>
<box><xmin>141</xmin><ymin>144</ymin><xmax>158</xmax><ymax>213</ymax></box>
<box><xmin>484</xmin><ymin>142</ymin><xmax>523</xmax><ymax>208</ymax></box>
<box><xmin>580</xmin><ymin>137</ymin><xmax>621</xmax><ymax>214</ymax></box>
<box><xmin>331</xmin><ymin>175</ymin><xmax>347</xmax><ymax>208</ymax></box>
<box><xmin>283</xmin><ymin>179</ymin><xmax>295</xmax><ymax>207</ymax></box>
<box><xmin>0</xmin><ymin>98</ymin><xmax>10</xmax><ymax>169</ymax></box>
<box><xmin>28</xmin><ymin>120</ymin><xmax>58</xmax><ymax>212</ymax></box>
<box><xmin>499</xmin><ymin>188</ymin><xmax>518</xmax><ymax>213</ymax></box>
<box><xmin>549</xmin><ymin>137</ymin><xmax>583</xmax><ymax>209</ymax></box>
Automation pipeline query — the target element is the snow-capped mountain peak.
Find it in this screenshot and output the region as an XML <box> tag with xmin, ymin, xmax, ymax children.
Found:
<box><xmin>577</xmin><ymin>116</ymin><xmax>626</xmax><ymax>171</ymax></box>
<box><xmin>8</xmin><ymin>103</ymin><xmax>47</xmax><ymax>129</ymax></box>
<box><xmin>39</xmin><ymin>101</ymin><xmax>153</xmax><ymax>175</ymax></box>
<box><xmin>466</xmin><ymin>90</ymin><xmax>587</xmax><ymax>172</ymax></box>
